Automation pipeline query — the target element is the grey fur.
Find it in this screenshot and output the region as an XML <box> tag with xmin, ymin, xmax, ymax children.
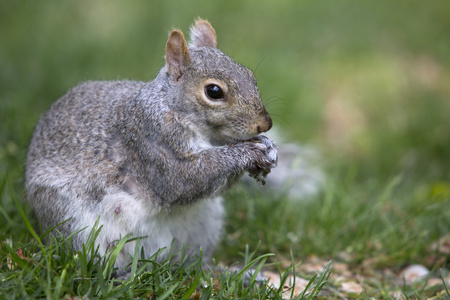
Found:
<box><xmin>26</xmin><ymin>19</ymin><xmax>277</xmax><ymax>274</ymax></box>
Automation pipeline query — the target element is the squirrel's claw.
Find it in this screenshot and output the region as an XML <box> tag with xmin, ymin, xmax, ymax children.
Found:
<box><xmin>248</xmin><ymin>170</ymin><xmax>267</xmax><ymax>186</ymax></box>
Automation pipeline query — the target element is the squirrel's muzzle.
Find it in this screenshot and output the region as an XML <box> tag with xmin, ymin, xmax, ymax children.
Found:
<box><xmin>256</xmin><ymin>113</ymin><xmax>273</xmax><ymax>134</ymax></box>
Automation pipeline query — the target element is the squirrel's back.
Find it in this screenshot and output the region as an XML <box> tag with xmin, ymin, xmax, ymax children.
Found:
<box><xmin>27</xmin><ymin>80</ymin><xmax>144</xmax><ymax>186</ymax></box>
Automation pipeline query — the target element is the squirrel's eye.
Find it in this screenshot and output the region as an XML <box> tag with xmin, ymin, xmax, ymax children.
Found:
<box><xmin>205</xmin><ymin>84</ymin><xmax>225</xmax><ymax>100</ymax></box>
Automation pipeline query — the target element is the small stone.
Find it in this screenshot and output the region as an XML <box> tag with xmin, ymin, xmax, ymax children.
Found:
<box><xmin>400</xmin><ymin>264</ymin><xmax>429</xmax><ymax>284</ymax></box>
<box><xmin>264</xmin><ymin>271</ymin><xmax>311</xmax><ymax>299</ymax></box>
<box><xmin>341</xmin><ymin>281</ymin><xmax>363</xmax><ymax>294</ymax></box>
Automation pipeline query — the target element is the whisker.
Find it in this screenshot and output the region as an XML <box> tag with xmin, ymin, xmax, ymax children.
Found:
<box><xmin>253</xmin><ymin>57</ymin><xmax>265</xmax><ymax>74</ymax></box>
<box><xmin>264</xmin><ymin>96</ymin><xmax>285</xmax><ymax>109</ymax></box>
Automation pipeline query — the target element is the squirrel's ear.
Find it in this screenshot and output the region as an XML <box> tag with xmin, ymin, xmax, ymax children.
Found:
<box><xmin>189</xmin><ymin>19</ymin><xmax>217</xmax><ymax>48</ymax></box>
<box><xmin>165</xmin><ymin>30</ymin><xmax>192</xmax><ymax>81</ymax></box>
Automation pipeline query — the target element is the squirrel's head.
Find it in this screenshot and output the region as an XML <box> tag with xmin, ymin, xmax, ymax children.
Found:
<box><xmin>164</xmin><ymin>19</ymin><xmax>272</xmax><ymax>144</ymax></box>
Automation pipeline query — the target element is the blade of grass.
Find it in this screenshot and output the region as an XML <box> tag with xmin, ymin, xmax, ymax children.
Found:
<box><xmin>127</xmin><ymin>237</ymin><xmax>141</xmax><ymax>282</ymax></box>
<box><xmin>296</xmin><ymin>273</ymin><xmax>317</xmax><ymax>299</ymax></box>
<box><xmin>103</xmin><ymin>233</ymin><xmax>132</xmax><ymax>279</ymax></box>
<box><xmin>441</xmin><ymin>269</ymin><xmax>449</xmax><ymax>297</ymax></box>
<box><xmin>3</xmin><ymin>242</ymin><xmax>28</xmax><ymax>270</ymax></box>
<box><xmin>157</xmin><ymin>282</ymin><xmax>179</xmax><ymax>300</ymax></box>
<box><xmin>180</xmin><ymin>273</ymin><xmax>201</xmax><ymax>300</ymax></box>
<box><xmin>235</xmin><ymin>252</ymin><xmax>274</xmax><ymax>279</ymax></box>
<box><xmin>290</xmin><ymin>248</ymin><xmax>296</xmax><ymax>299</ymax></box>
<box><xmin>306</xmin><ymin>260</ymin><xmax>332</xmax><ymax>299</ymax></box>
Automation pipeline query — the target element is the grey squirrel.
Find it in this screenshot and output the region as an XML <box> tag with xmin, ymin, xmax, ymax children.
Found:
<box><xmin>26</xmin><ymin>19</ymin><xmax>277</xmax><ymax>274</ymax></box>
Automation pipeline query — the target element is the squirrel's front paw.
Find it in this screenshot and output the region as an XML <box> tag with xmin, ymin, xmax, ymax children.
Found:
<box><xmin>256</xmin><ymin>135</ymin><xmax>278</xmax><ymax>168</ymax></box>
<box><xmin>245</xmin><ymin>135</ymin><xmax>278</xmax><ymax>185</ymax></box>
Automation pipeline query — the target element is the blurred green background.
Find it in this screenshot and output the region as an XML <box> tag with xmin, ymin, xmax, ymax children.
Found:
<box><xmin>1</xmin><ymin>1</ymin><xmax>449</xmax><ymax>249</ymax></box>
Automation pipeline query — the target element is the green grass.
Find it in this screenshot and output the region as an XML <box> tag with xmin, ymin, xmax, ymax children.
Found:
<box><xmin>1</xmin><ymin>1</ymin><xmax>450</xmax><ymax>298</ymax></box>
<box><xmin>1</xmin><ymin>200</ymin><xmax>331</xmax><ymax>299</ymax></box>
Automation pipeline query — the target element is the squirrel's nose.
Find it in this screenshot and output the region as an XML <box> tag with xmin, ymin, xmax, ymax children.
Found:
<box><xmin>256</xmin><ymin>114</ymin><xmax>273</xmax><ymax>134</ymax></box>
